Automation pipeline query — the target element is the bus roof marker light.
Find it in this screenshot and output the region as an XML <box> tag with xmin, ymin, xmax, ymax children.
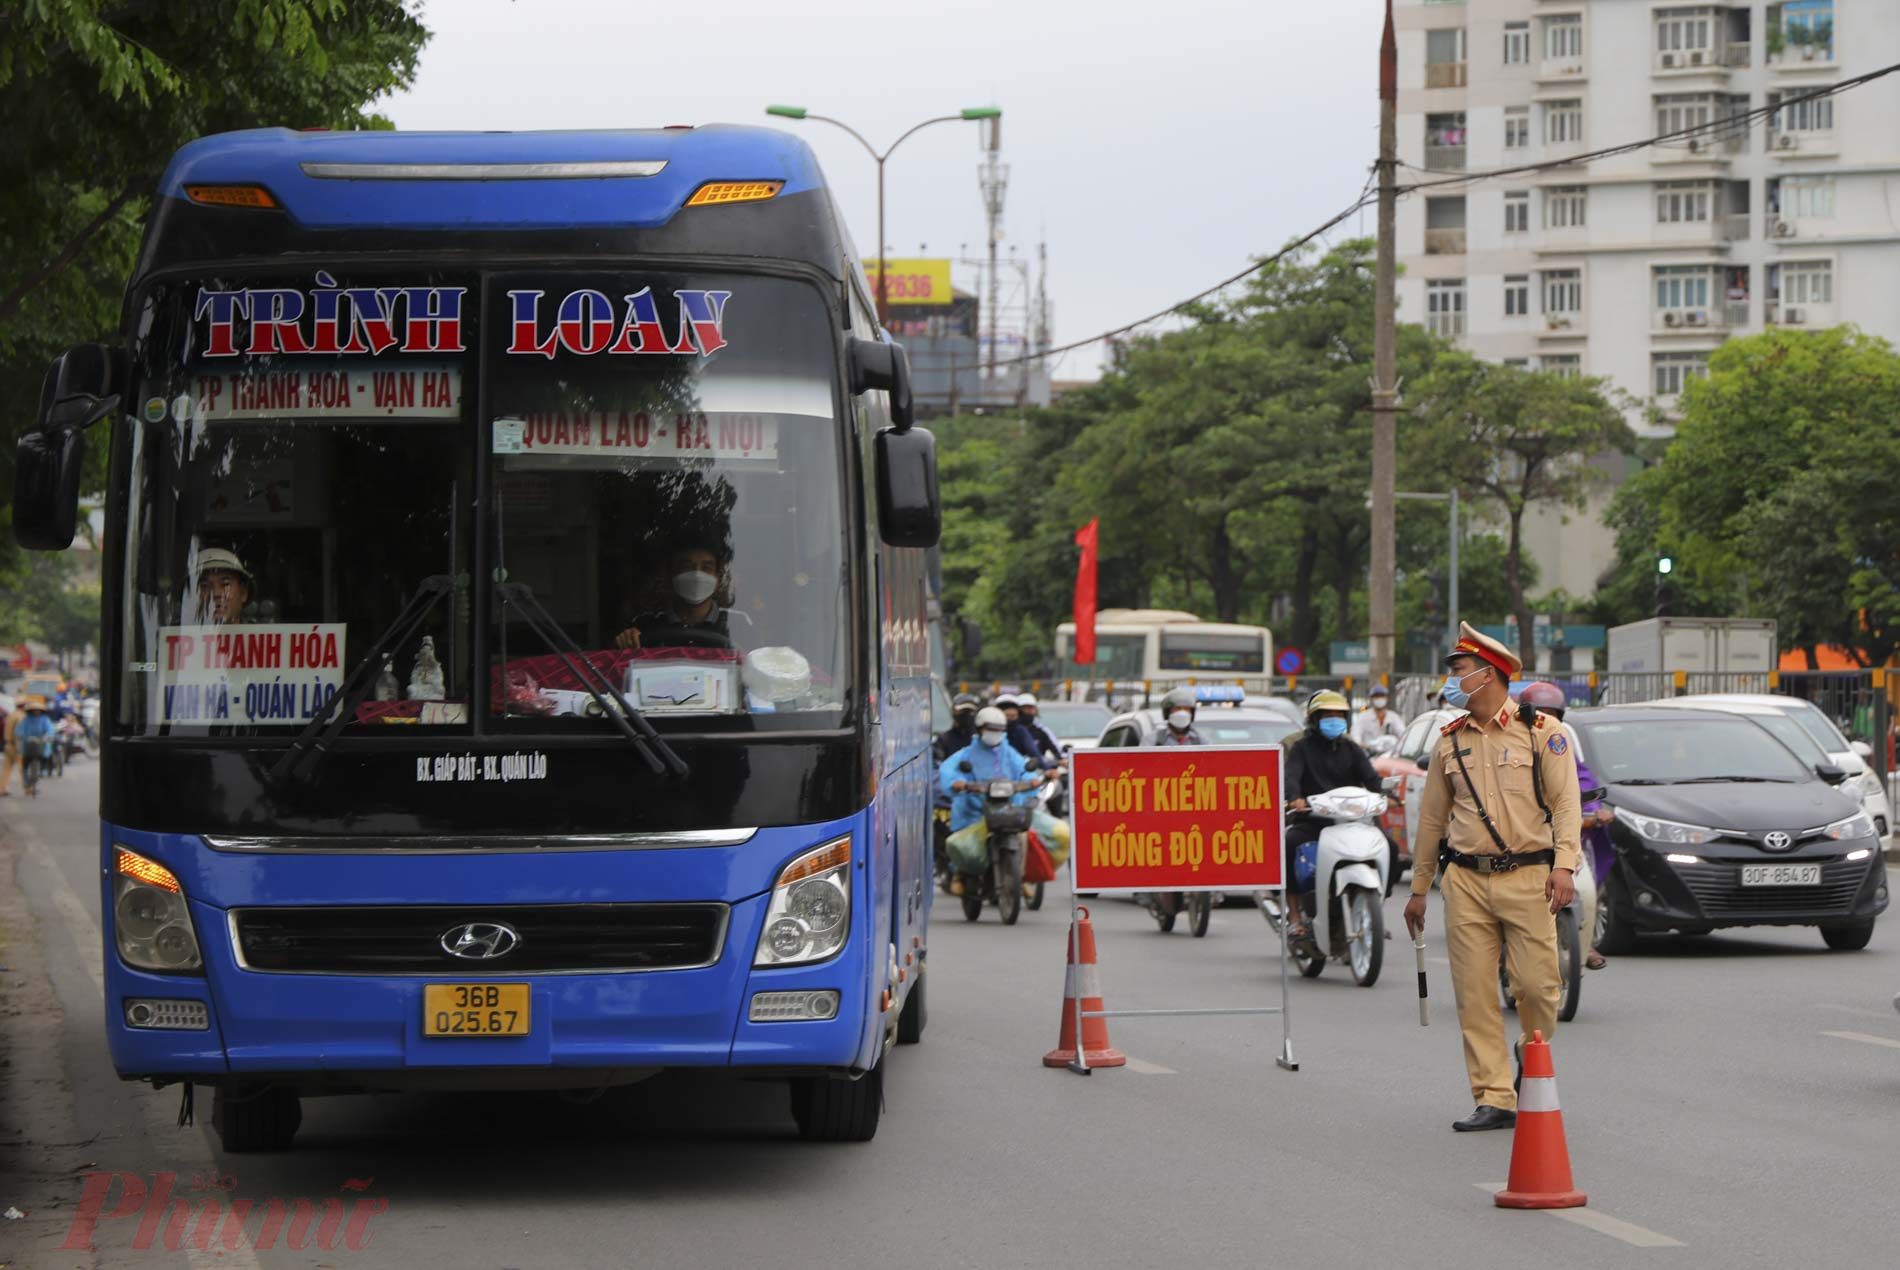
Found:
<box><xmin>185</xmin><ymin>184</ymin><xmax>278</xmax><ymax>209</ymax></box>
<box><xmin>116</xmin><ymin>847</ymin><xmax>181</xmax><ymax>893</ymax></box>
<box><xmin>685</xmin><ymin>180</ymin><xmax>784</xmax><ymax>207</ymax></box>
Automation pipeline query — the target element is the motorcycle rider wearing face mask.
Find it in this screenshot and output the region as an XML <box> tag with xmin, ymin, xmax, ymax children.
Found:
<box><xmin>938</xmin><ymin>706</ymin><xmax>1040</xmax><ymax>896</ymax></box>
<box><xmin>615</xmin><ymin>541</ymin><xmax>731</xmax><ymax>650</ymax></box>
<box><xmin>1282</xmin><ymin>689</ymin><xmax>1383</xmax><ymax>937</ymax></box>
<box><xmin>1155</xmin><ymin>687</ymin><xmax>1204</xmax><ymax>746</ymax></box>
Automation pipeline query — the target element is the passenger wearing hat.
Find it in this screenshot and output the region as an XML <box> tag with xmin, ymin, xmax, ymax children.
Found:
<box><xmin>2</xmin><ymin>695</ymin><xmax>57</xmax><ymax>796</ymax></box>
<box><xmin>193</xmin><ymin>547</ymin><xmax>252</xmax><ymax>624</ymax></box>
<box><xmin>935</xmin><ymin>692</ymin><xmax>980</xmax><ymax>763</ymax></box>
<box><xmin>1404</xmin><ymin>622</ymin><xmax>1581</xmax><ymax>1133</ymax></box>
<box><xmin>1350</xmin><ymin>683</ymin><xmax>1407</xmax><ymax>748</ymax></box>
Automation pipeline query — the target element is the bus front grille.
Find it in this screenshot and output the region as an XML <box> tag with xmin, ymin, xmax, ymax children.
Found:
<box><xmin>230</xmin><ymin>903</ymin><xmax>729</xmax><ymax>975</ymax></box>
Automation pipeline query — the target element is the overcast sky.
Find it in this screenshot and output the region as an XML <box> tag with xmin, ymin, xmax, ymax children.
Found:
<box><xmin>387</xmin><ymin>0</ymin><xmax>1388</xmax><ymax>378</ymax></box>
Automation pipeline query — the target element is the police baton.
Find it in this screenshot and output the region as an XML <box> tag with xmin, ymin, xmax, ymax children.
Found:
<box><xmin>1413</xmin><ymin>936</ymin><xmax>1430</xmax><ymax>1026</ymax></box>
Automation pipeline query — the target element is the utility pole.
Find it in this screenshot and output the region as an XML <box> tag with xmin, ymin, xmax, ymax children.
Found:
<box><xmin>1368</xmin><ymin>0</ymin><xmax>1400</xmax><ymax>684</ymax></box>
<box><xmin>979</xmin><ymin>116</ymin><xmax>1008</xmax><ymax>382</ymax></box>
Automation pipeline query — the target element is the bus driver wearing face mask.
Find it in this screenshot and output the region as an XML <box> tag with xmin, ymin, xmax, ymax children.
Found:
<box><xmin>615</xmin><ymin>541</ymin><xmax>731</xmax><ymax>650</ymax></box>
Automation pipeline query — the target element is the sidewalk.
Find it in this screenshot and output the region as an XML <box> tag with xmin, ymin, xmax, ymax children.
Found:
<box><xmin>0</xmin><ymin>817</ymin><xmax>99</xmax><ymax>1269</ymax></box>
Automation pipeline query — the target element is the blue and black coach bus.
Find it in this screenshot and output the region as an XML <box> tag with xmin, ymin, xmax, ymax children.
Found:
<box><xmin>13</xmin><ymin>126</ymin><xmax>942</xmax><ymax>1147</ymax></box>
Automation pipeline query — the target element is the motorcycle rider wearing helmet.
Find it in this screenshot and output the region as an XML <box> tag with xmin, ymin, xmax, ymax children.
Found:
<box><xmin>1282</xmin><ymin>689</ymin><xmax>1383</xmax><ymax>936</ymax></box>
<box><xmin>1013</xmin><ymin>692</ymin><xmax>1065</xmax><ymax>767</ymax></box>
<box><xmin>1155</xmin><ymin>686</ymin><xmax>1204</xmax><ymax>746</ymax></box>
<box><xmin>1517</xmin><ymin>680</ymin><xmax>1613</xmax><ymax>971</ymax></box>
<box><xmin>935</xmin><ymin>693</ymin><xmax>981</xmax><ymax>763</ymax></box>
<box><xmin>938</xmin><ymin>706</ymin><xmax>1041</xmax><ymax>896</ymax></box>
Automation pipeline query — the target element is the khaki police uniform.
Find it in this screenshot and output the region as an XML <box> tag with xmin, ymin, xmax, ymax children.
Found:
<box><xmin>1412</xmin><ymin>633</ymin><xmax>1581</xmax><ymax>1112</ymax></box>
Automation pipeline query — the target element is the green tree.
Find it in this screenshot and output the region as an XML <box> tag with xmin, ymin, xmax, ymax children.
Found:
<box><xmin>1606</xmin><ymin>327</ymin><xmax>1900</xmax><ymax>666</ymax></box>
<box><xmin>1407</xmin><ymin>356</ymin><xmax>1635</xmax><ymax>671</ymax></box>
<box><xmin>0</xmin><ymin>1</ymin><xmax>430</xmax><ymax>604</ymax></box>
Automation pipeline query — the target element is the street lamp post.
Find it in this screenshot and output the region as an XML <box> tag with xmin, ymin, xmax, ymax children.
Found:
<box><xmin>1396</xmin><ymin>489</ymin><xmax>1461</xmax><ymax>656</ymax></box>
<box><xmin>765</xmin><ymin>104</ymin><xmax>1001</xmax><ymax>324</ymax></box>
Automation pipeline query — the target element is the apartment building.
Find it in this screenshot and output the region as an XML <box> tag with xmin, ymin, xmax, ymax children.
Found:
<box><xmin>1393</xmin><ymin>0</ymin><xmax>1900</xmax><ymax>595</ymax></box>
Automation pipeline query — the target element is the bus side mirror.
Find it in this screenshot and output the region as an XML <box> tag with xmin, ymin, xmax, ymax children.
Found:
<box><xmin>14</xmin><ymin>343</ymin><xmax>123</xmax><ymax>551</ymax></box>
<box><xmin>848</xmin><ymin>336</ymin><xmax>914</xmax><ymax>429</ymax></box>
<box><xmin>874</xmin><ymin>424</ymin><xmax>940</xmax><ymax>548</ymax></box>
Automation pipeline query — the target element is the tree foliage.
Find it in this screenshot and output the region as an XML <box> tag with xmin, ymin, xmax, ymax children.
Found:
<box><xmin>1604</xmin><ymin>327</ymin><xmax>1900</xmax><ymax>666</ymax></box>
<box><xmin>932</xmin><ymin>240</ymin><xmax>1607</xmax><ymax>679</ymax></box>
<box><xmin>0</xmin><ymin>0</ymin><xmax>430</xmax><ymax>632</ymax></box>
<box><xmin>1407</xmin><ymin>355</ymin><xmax>1634</xmax><ymax>670</ymax></box>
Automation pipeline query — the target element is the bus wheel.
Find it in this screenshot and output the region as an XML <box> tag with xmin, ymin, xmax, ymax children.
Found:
<box><xmin>212</xmin><ymin>1084</ymin><xmax>301</xmax><ymax>1153</ymax></box>
<box><xmin>790</xmin><ymin>1061</ymin><xmax>883</xmax><ymax>1142</ymax></box>
<box><xmin>896</xmin><ymin>966</ymin><xmax>926</xmax><ymax>1044</ymax></box>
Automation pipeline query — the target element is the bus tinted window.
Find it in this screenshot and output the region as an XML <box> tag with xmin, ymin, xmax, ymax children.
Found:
<box><xmin>1159</xmin><ymin>632</ymin><xmax>1265</xmax><ymax>672</ymax></box>
<box><xmin>486</xmin><ymin>271</ymin><xmax>848</xmax><ymax>725</ymax></box>
<box><xmin>117</xmin><ymin>271</ymin><xmax>475</xmax><ymax>734</ymax></box>
<box><xmin>1060</xmin><ymin>633</ymin><xmax>1145</xmax><ymax>680</ymax></box>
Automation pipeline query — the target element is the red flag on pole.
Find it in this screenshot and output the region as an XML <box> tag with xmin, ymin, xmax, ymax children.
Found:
<box><xmin>1073</xmin><ymin>519</ymin><xmax>1099</xmax><ymax>665</ymax></box>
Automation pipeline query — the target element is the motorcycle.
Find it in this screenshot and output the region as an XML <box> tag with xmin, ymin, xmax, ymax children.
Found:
<box><xmin>1257</xmin><ymin>785</ymin><xmax>1391</xmax><ymax>986</ymax></box>
<box><xmin>1142</xmin><ymin>889</ymin><xmax>1213</xmax><ymax>937</ymax></box>
<box><xmin>18</xmin><ymin>735</ymin><xmax>55</xmax><ymax>797</ymax></box>
<box><xmin>58</xmin><ymin>714</ymin><xmax>89</xmax><ymax>764</ymax></box>
<box><xmin>951</xmin><ymin>761</ymin><xmax>1046</xmax><ymax>925</ymax></box>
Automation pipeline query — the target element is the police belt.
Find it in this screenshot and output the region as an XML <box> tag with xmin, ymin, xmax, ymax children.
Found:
<box><xmin>1440</xmin><ymin>847</ymin><xmax>1555</xmax><ymax>874</ymax></box>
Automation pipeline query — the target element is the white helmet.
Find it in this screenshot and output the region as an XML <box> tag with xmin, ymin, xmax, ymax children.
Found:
<box><xmin>993</xmin><ymin>692</ymin><xmax>1019</xmax><ymax>708</ymax></box>
<box><xmin>975</xmin><ymin>706</ymin><xmax>1008</xmax><ymax>730</ymax></box>
<box><xmin>1017</xmin><ymin>692</ymin><xmax>1038</xmax><ymax>707</ymax></box>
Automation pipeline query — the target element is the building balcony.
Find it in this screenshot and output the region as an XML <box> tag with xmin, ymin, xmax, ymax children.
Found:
<box><xmin>1424</xmin><ymin>228</ymin><xmax>1467</xmax><ymax>256</ymax></box>
<box><xmin>1766</xmin><ymin>300</ymin><xmax>1833</xmax><ymax>328</ymax></box>
<box><xmin>1725</xmin><ymin>42</ymin><xmax>1751</xmax><ymax>68</ymax></box>
<box><xmin>1539</xmin><ymin>314</ymin><xmax>1585</xmax><ymax>339</ymax></box>
<box><xmin>1653</xmin><ymin>47</ymin><xmax>1725</xmax><ymax>74</ymax></box>
<box><xmin>1651</xmin><ymin>136</ymin><xmax>1738</xmax><ymax>166</ymax></box>
<box><xmin>1769</xmin><ymin>130</ymin><xmax>1838</xmax><ymax>158</ymax></box>
<box><xmin>1768</xmin><ymin>45</ymin><xmax>1837</xmax><ymax>71</ymax></box>
<box><xmin>1423</xmin><ymin>145</ymin><xmax>1466</xmax><ymax>172</ymax></box>
<box><xmin>1537</xmin><ymin>57</ymin><xmax>1586</xmax><ymax>83</ymax></box>
<box><xmin>1724</xmin><ymin>212</ymin><xmax>1751</xmax><ymax>241</ymax></box>
<box><xmin>1425</xmin><ymin>62</ymin><xmax>1468</xmax><ymax>90</ymax></box>
<box><xmin>1654</xmin><ymin>304</ymin><xmax>1747</xmax><ymax>334</ymax></box>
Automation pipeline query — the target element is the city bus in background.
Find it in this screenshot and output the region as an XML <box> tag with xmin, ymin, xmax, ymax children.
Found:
<box><xmin>1054</xmin><ymin>609</ymin><xmax>1274</xmax><ymax>692</ymax></box>
<box><xmin>12</xmin><ymin>125</ymin><xmax>941</xmax><ymax>1147</ymax></box>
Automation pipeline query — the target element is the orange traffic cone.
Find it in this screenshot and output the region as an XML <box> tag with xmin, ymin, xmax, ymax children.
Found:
<box><xmin>1043</xmin><ymin>906</ymin><xmax>1125</xmax><ymax>1070</ymax></box>
<box><xmin>1495</xmin><ymin>1030</ymin><xmax>1586</xmax><ymax>1210</ymax></box>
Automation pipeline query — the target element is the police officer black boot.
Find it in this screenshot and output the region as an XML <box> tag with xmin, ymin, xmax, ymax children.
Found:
<box><xmin>1453</xmin><ymin>1105</ymin><xmax>1517</xmax><ymax>1133</ymax></box>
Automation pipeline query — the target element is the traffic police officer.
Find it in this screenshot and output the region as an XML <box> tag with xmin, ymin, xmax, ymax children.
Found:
<box><xmin>1403</xmin><ymin>623</ymin><xmax>1580</xmax><ymax>1132</ymax></box>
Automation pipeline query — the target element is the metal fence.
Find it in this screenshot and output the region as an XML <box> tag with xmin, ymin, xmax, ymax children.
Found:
<box><xmin>960</xmin><ymin>668</ymin><xmax>1895</xmax><ymax>781</ymax></box>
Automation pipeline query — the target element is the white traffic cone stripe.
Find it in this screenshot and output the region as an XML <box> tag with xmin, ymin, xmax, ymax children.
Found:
<box><xmin>1064</xmin><ymin>963</ymin><xmax>1102</xmax><ymax>999</ymax></box>
<box><xmin>1518</xmin><ymin>1075</ymin><xmax>1561</xmax><ymax>1114</ymax></box>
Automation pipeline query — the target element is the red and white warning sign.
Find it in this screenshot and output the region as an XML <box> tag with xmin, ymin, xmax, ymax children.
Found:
<box><xmin>1068</xmin><ymin>746</ymin><xmax>1285</xmax><ymax>893</ymax></box>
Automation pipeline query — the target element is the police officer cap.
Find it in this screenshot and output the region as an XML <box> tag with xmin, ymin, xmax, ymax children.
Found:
<box><xmin>1445</xmin><ymin>620</ymin><xmax>1521</xmax><ymax>679</ymax></box>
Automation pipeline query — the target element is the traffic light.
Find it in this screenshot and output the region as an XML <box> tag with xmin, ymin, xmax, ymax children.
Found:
<box><xmin>1654</xmin><ymin>554</ymin><xmax>1675</xmax><ymax>616</ymax></box>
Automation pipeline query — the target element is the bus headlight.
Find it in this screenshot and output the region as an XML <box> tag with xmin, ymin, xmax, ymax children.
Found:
<box><xmin>754</xmin><ymin>836</ymin><xmax>851</xmax><ymax>967</ymax></box>
<box><xmin>113</xmin><ymin>848</ymin><xmax>203</xmax><ymax>973</ymax></box>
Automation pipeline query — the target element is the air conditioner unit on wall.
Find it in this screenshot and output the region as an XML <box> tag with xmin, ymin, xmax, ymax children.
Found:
<box><xmin>1664</xmin><ymin>310</ymin><xmax>1683</xmax><ymax>326</ymax></box>
<box><xmin>1662</xmin><ymin>52</ymin><xmax>1678</xmax><ymax>68</ymax></box>
<box><xmin>1784</xmin><ymin>307</ymin><xmax>1806</xmax><ymax>324</ymax></box>
<box><xmin>1686</xmin><ymin>310</ymin><xmax>1707</xmax><ymax>326</ymax></box>
<box><xmin>1776</xmin><ymin>133</ymin><xmax>1799</xmax><ymax>151</ymax></box>
<box><xmin>1690</xmin><ymin>50</ymin><xmax>1705</xmax><ymax>66</ymax></box>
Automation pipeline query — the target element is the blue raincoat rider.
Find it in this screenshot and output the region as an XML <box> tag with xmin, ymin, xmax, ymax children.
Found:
<box><xmin>938</xmin><ymin>705</ymin><xmax>1040</xmax><ymax>833</ymax></box>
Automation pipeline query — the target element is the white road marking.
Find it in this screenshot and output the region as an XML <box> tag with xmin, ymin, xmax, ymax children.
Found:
<box><xmin>1823</xmin><ymin>1030</ymin><xmax>1900</xmax><ymax>1051</ymax></box>
<box><xmin>12</xmin><ymin>815</ymin><xmax>266</xmax><ymax>1270</ymax></box>
<box><xmin>1474</xmin><ymin>1184</ymin><xmax>1684</xmax><ymax>1248</ymax></box>
<box><xmin>1817</xmin><ymin>1002</ymin><xmax>1897</xmax><ymax>1021</ymax></box>
<box><xmin>1122</xmin><ymin>1056</ymin><xmax>1176</xmax><ymax>1075</ymax></box>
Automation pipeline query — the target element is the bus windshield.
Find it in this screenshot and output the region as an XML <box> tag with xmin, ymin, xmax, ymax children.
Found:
<box><xmin>115</xmin><ymin>267</ymin><xmax>848</xmax><ymax>736</ymax></box>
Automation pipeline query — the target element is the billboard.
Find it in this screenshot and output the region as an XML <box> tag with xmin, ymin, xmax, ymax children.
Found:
<box><xmin>861</xmin><ymin>258</ymin><xmax>953</xmax><ymax>308</ymax></box>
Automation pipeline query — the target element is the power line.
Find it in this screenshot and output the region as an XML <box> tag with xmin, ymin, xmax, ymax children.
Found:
<box><xmin>927</xmin><ymin>58</ymin><xmax>1900</xmax><ymax>377</ymax></box>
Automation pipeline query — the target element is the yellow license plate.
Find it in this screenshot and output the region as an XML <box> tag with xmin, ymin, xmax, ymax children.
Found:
<box><xmin>423</xmin><ymin>983</ymin><xmax>530</xmax><ymax>1037</ymax></box>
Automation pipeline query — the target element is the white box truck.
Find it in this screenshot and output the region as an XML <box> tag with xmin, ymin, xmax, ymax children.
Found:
<box><xmin>1605</xmin><ymin>617</ymin><xmax>1779</xmax><ymax>675</ymax></box>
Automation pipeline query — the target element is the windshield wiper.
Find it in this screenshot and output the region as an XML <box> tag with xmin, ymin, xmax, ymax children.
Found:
<box><xmin>497</xmin><ymin>581</ymin><xmax>688</xmax><ymax>779</ymax></box>
<box><xmin>1610</xmin><ymin>778</ymin><xmax>1673</xmax><ymax>785</ymax></box>
<box><xmin>270</xmin><ymin>574</ymin><xmax>454</xmax><ymax>788</ymax></box>
<box><xmin>1674</xmin><ymin>775</ymin><xmax>1792</xmax><ymax>784</ymax></box>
